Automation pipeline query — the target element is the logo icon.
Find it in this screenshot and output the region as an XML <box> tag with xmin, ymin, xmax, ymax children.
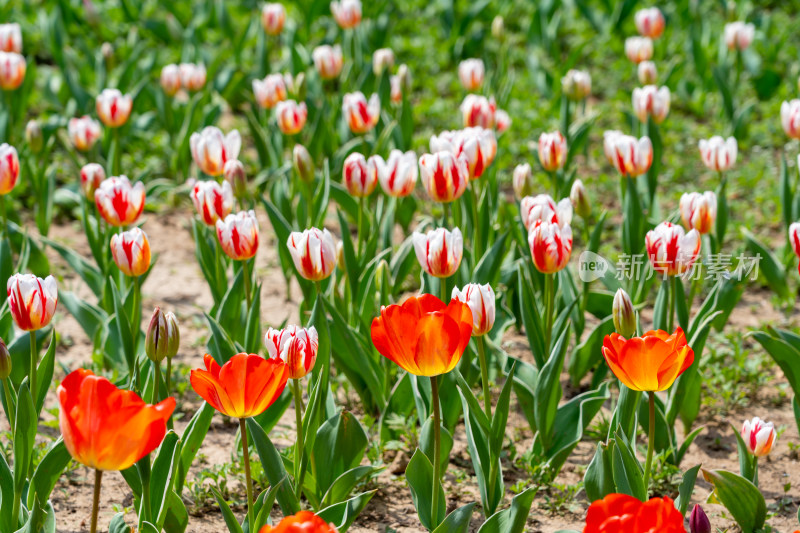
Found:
<box><xmin>578</xmin><ymin>251</ymin><xmax>610</xmax><ymax>282</ymax></box>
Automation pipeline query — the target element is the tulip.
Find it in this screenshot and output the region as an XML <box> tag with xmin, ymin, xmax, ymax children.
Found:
<box><xmin>390</xmin><ymin>74</ymin><xmax>403</xmax><ymax>103</ymax></box>
<box><xmin>342</xmin><ymin>91</ymin><xmax>380</xmax><ymax>134</ymax></box>
<box><xmin>0</xmin><ymin>143</ymin><xmax>19</xmax><ymax>195</ymax></box>
<box><xmin>261</xmin><ymin>3</ymin><xmax>286</xmax><ymax>35</ymax></box>
<box><xmin>96</xmin><ymin>88</ymin><xmax>133</xmax><ymax>128</ymax></box>
<box><xmin>110</xmin><ymin>227</ymin><xmax>151</xmax><ymax>277</ymax></box>
<box><xmin>312</xmin><ymin>44</ymin><xmax>344</xmax><ymax>80</ymax></box>
<box><xmin>570</xmin><ymin>179</ymin><xmax>591</xmax><ymax>218</ymax></box>
<box><xmin>413</xmin><ymin>227</ymin><xmax>463</xmax><ymax>279</ymax></box>
<box><xmin>145</xmin><ymin>307</ymin><xmax>178</xmax><ymax>364</ymax></box>
<box><xmin>538</xmin><ymin>131</ymin><xmax>567</xmax><ymax>172</ymax></box>
<box><xmin>637</xmin><ymin>60</ymin><xmax>657</xmax><ymax>84</ymax></box>
<box><xmin>179</xmin><ymin>63</ymin><xmax>206</xmax><ymax>92</ymax></box>
<box><xmin>724</xmin><ymin>21</ymin><xmax>755</xmax><ymax>51</ymax></box>
<box><xmin>94</xmin><ymin>175</ymin><xmax>146</xmax><ymax>227</ymax></box>
<box><xmin>699</xmin><ymin>136</ymin><xmax>737</xmax><ymax>171</ymax></box>
<box><xmin>603</xmin><ymin>131</ymin><xmax>653</xmax><ymax>177</ymax></box>
<box><xmin>0</xmin><ymin>51</ymin><xmax>25</xmax><ymax>90</ymax></box>
<box><xmin>562</xmin><ymin>69</ymin><xmax>591</xmax><ymax>101</ymax></box>
<box><xmin>0</xmin><ymin>23</ymin><xmax>21</xmax><ymax>53</ymax></box>
<box><xmin>330</xmin><ymin>0</ymin><xmax>361</xmax><ymax>29</ymax></box>
<box><xmin>224</xmin><ymin>159</ymin><xmax>247</xmax><ymax>200</ymax></box>
<box><xmin>68</xmin><ymin>116</ymin><xmax>102</xmax><ymax>152</ymax></box>
<box><xmin>512</xmin><ymin>163</ymin><xmax>533</xmax><ymax>200</ymax></box>
<box><xmin>625</xmin><ymin>36</ymin><xmax>653</xmax><ymax>63</ymax></box>
<box><xmin>418</xmin><ymin>151</ymin><xmax>469</xmax><ymax>203</ymax></box>
<box><xmin>190</xmin><ymin>126</ymin><xmax>242</xmax><ymax>176</ymax></box>
<box><xmin>689</xmin><ymin>505</ymin><xmax>711</xmax><ymax>533</ymax></box>
<box><xmin>632</xmin><ymin>85</ymin><xmax>670</xmax><ymax>123</ymax></box>
<box><xmin>790</xmin><ymin>223</ymin><xmax>800</xmax><ymax>274</ymax></box>
<box><xmin>612</xmin><ymin>288</ymin><xmax>636</xmax><ymax>338</ymax></box>
<box><xmin>253</xmin><ymin>73</ymin><xmax>290</xmax><ymax>109</ymax></box>
<box><xmin>275</xmin><ymin>100</ymin><xmax>307</xmax><ymax>135</ymax></box>
<box><xmin>781</xmin><ymin>100</ymin><xmax>800</xmax><ymax>139</ymax></box>
<box><xmin>460</xmin><ymin>94</ymin><xmax>496</xmax><ymax>129</ymax></box>
<box><xmin>451</xmin><ymin>283</ymin><xmax>495</xmax><ymax>337</ymax></box>
<box><xmin>491</xmin><ymin>15</ymin><xmax>504</xmax><ymax>40</ymax></box>
<box><xmin>635</xmin><ymin>7</ymin><xmax>665</xmax><ymax>39</ymax></box>
<box><xmin>645</xmin><ymin>221</ymin><xmax>701</xmax><ymax>276</ymax></box>
<box><xmin>342</xmin><ymin>152</ymin><xmax>377</xmax><ymax>197</ymax></box>
<box><xmin>372</xmin><ymin>47</ymin><xmax>395</xmax><ymax>76</ymax></box>
<box><xmin>495</xmin><ymin>109</ymin><xmax>511</xmax><ymax>134</ymax></box>
<box><xmin>191</xmin><ymin>179</ymin><xmax>234</xmax><ymax>226</ymax></box>
<box><xmin>258</xmin><ymin>511</ymin><xmax>339</xmax><ymax>533</ymax></box>
<box><xmin>216</xmin><ymin>210</ymin><xmax>259</xmax><ymax>261</ymax></box>
<box><xmin>528</xmin><ymin>220</ymin><xmax>573</xmax><ymax>274</ymax></box>
<box><xmin>292</xmin><ymin>144</ymin><xmax>315</xmax><ymax>185</ymax></box>
<box><xmin>376</xmin><ymin>149</ymin><xmax>417</xmax><ymax>197</ymax></box>
<box><xmin>286</xmin><ymin>227</ymin><xmax>337</xmax><ymax>281</ymax></box>
<box><xmin>520</xmin><ymin>194</ymin><xmax>572</xmax><ymax>231</ymax></box>
<box><xmin>265</xmin><ymin>325</ymin><xmax>319</xmax><ymax>380</ymax></box>
<box><xmin>160</xmin><ymin>64</ymin><xmax>181</xmax><ymax>96</ymax></box>
<box><xmin>458</xmin><ymin>58</ymin><xmax>485</xmax><ymax>91</ymax></box>
<box><xmin>25</xmin><ymin>119</ymin><xmax>43</xmax><ymax>153</ymax></box>
<box><xmin>741</xmin><ymin>417</ymin><xmax>776</xmax><ymax>457</ymax></box>
<box><xmin>679</xmin><ymin>191</ymin><xmax>717</xmax><ymax>235</ymax></box>
<box><xmin>430</xmin><ymin>127</ymin><xmax>496</xmax><ymax>180</ymax></box>
<box><xmin>7</xmin><ymin>273</ymin><xmax>58</xmax><ymax>332</ymax></box>
<box><xmin>585</xmin><ymin>494</ymin><xmax>685</xmax><ymax>533</ymax></box>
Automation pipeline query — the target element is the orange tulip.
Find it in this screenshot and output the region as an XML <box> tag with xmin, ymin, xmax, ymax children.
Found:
<box><xmin>585</xmin><ymin>494</ymin><xmax>684</xmax><ymax>533</ymax></box>
<box><xmin>602</xmin><ymin>328</ymin><xmax>694</xmax><ymax>392</ymax></box>
<box><xmin>259</xmin><ymin>511</ymin><xmax>338</xmax><ymax>532</ymax></box>
<box><xmin>58</xmin><ymin>368</ymin><xmax>175</xmax><ymax>471</ymax></box>
<box><xmin>190</xmin><ymin>353</ymin><xmax>289</xmax><ymax>418</ymax></box>
<box><xmin>371</xmin><ymin>294</ymin><xmax>472</xmax><ymax>377</ymax></box>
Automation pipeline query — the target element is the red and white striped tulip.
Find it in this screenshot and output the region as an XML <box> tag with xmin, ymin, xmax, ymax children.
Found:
<box><xmin>698</xmin><ymin>136</ymin><xmax>737</xmax><ymax>172</ymax></box>
<box><xmin>330</xmin><ymin>0</ymin><xmax>362</xmax><ymax>29</ymax></box>
<box><xmin>512</xmin><ymin>163</ymin><xmax>533</xmax><ymax>200</ymax></box>
<box><xmin>216</xmin><ymin>210</ymin><xmax>259</xmax><ymax>261</ymax></box>
<box><xmin>265</xmin><ymin>325</ymin><xmax>319</xmax><ymax>380</ymax></box>
<box><xmin>94</xmin><ymin>176</ymin><xmax>146</xmax><ymax>227</ymax></box>
<box><xmin>80</xmin><ymin>163</ymin><xmax>105</xmax><ymax>201</ymax></box>
<box><xmin>312</xmin><ymin>44</ymin><xmax>344</xmax><ymax>80</ymax></box>
<box><xmin>562</xmin><ymin>69</ymin><xmax>591</xmax><ymax>101</ymax></box>
<box><xmin>376</xmin><ymin>150</ymin><xmax>418</xmax><ymax>197</ymax></box>
<box><xmin>451</xmin><ymin>283</ymin><xmax>495</xmax><ymax>336</ymax></box>
<box><xmin>179</xmin><ymin>63</ymin><xmax>206</xmax><ymax>92</ymax></box>
<box><xmin>286</xmin><ymin>227</ymin><xmax>337</xmax><ymax>281</ymax></box>
<box><xmin>68</xmin><ymin>116</ymin><xmax>102</xmax><ymax>152</ymax></box>
<box><xmin>603</xmin><ymin>131</ymin><xmax>653</xmax><ymax>177</ymax></box>
<box><xmin>679</xmin><ymin>191</ymin><xmax>717</xmax><ymax>235</ymax></box>
<box><xmin>276</xmin><ymin>100</ymin><xmax>308</xmax><ymax>135</ymax></box>
<box><xmin>781</xmin><ymin>100</ymin><xmax>800</xmax><ymax>139</ymax></box>
<box><xmin>495</xmin><ymin>109</ymin><xmax>511</xmax><ymax>134</ymax></box>
<box><xmin>741</xmin><ymin>417</ymin><xmax>776</xmax><ymax>457</ymax></box>
<box><xmin>261</xmin><ymin>3</ymin><xmax>286</xmax><ymax>35</ymax></box>
<box><xmin>342</xmin><ymin>92</ymin><xmax>380</xmax><ymax>134</ymax></box>
<box><xmin>7</xmin><ymin>274</ymin><xmax>57</xmax><ymax>331</ymax></box>
<box><xmin>160</xmin><ymin>64</ymin><xmax>181</xmax><ymax>96</ymax></box>
<box><xmin>110</xmin><ymin>227</ymin><xmax>151</xmax><ymax>277</ymax></box>
<box><xmin>458</xmin><ymin>59</ymin><xmax>485</xmax><ymax>91</ymax></box>
<box><xmin>253</xmin><ymin>73</ymin><xmax>290</xmax><ymax>109</ymax></box>
<box><xmin>372</xmin><ymin>48</ymin><xmax>395</xmax><ymax>76</ymax></box>
<box><xmin>191</xmin><ymin>180</ymin><xmax>234</xmax><ymax>226</ymax></box>
<box><xmin>625</xmin><ymin>36</ymin><xmax>653</xmax><ymax>63</ymax></box>
<box><xmin>0</xmin><ymin>143</ymin><xmax>19</xmax><ymax>195</ymax></box>
<box><xmin>419</xmin><ymin>151</ymin><xmax>469</xmax><ymax>203</ymax></box>
<box><xmin>637</xmin><ymin>61</ymin><xmax>657</xmax><ymax>84</ymax></box>
<box><xmin>724</xmin><ymin>22</ymin><xmax>754</xmax><ymax>51</ymax></box>
<box><xmin>0</xmin><ymin>24</ymin><xmax>21</xmax><ymax>53</ymax></box>
<box><xmin>460</xmin><ymin>94</ymin><xmax>496</xmax><ymax>129</ymax></box>
<box><xmin>528</xmin><ymin>220</ymin><xmax>573</xmax><ymax>274</ymax></box>
<box><xmin>635</xmin><ymin>8</ymin><xmax>665</xmax><ymax>39</ymax></box>
<box><xmin>412</xmin><ymin>227</ymin><xmax>463</xmax><ymax>278</ymax></box>
<box><xmin>190</xmin><ymin>126</ymin><xmax>241</xmax><ymax>177</ymax></box>
<box><xmin>520</xmin><ymin>194</ymin><xmax>572</xmax><ymax>231</ymax></box>
<box><xmin>645</xmin><ymin>221</ymin><xmax>701</xmax><ymax>277</ymax></box>
<box><xmin>96</xmin><ymin>88</ymin><xmax>133</xmax><ymax>128</ymax></box>
<box><xmin>0</xmin><ymin>51</ymin><xmax>25</xmax><ymax>90</ymax></box>
<box><xmin>430</xmin><ymin>127</ymin><xmax>496</xmax><ymax>180</ymax></box>
<box><xmin>343</xmin><ymin>152</ymin><xmax>377</xmax><ymax>197</ymax></box>
<box><xmin>538</xmin><ymin>131</ymin><xmax>567</xmax><ymax>172</ymax></box>
<box><xmin>632</xmin><ymin>85</ymin><xmax>670</xmax><ymax>123</ymax></box>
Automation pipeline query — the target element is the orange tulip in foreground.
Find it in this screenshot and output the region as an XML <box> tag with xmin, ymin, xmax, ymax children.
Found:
<box><xmin>584</xmin><ymin>494</ymin><xmax>684</xmax><ymax>533</ymax></box>
<box><xmin>259</xmin><ymin>511</ymin><xmax>339</xmax><ymax>532</ymax></box>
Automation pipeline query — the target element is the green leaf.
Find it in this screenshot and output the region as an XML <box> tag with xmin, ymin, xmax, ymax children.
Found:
<box><xmin>584</xmin><ymin>441</ymin><xmax>616</xmax><ymax>503</ymax></box>
<box><xmin>150</xmin><ymin>431</ymin><xmax>181</xmax><ymax>528</ymax></box>
<box><xmin>477</xmin><ymin>486</ymin><xmax>537</xmax><ymax>533</ymax></box>
<box><xmin>568</xmin><ymin>315</ymin><xmax>614</xmax><ymax>386</ymax></box>
<box><xmin>29</xmin><ymin>439</ymin><xmax>71</xmax><ymax>509</ymax></box>
<box><xmin>211</xmin><ymin>486</ymin><xmax>244</xmax><ymax>533</ymax></box>
<box><xmin>534</xmin><ymin>327</ymin><xmax>570</xmax><ymax>449</ymax></box>
<box><xmin>742</xmin><ymin>228</ymin><xmax>790</xmax><ymax>300</ymax></box>
<box><xmin>702</xmin><ymin>469</ymin><xmax>766</xmax><ymax>532</ymax></box>
<box><xmin>674</xmin><ymin>464</ymin><xmax>700</xmax><ymax>516</ymax></box>
<box><xmin>313</xmin><ymin>411</ymin><xmax>368</xmax><ymax>499</ymax></box>
<box><xmin>406</xmin><ymin>449</ymin><xmax>446</xmax><ymax>531</ymax></box>
<box><xmin>35</xmin><ymin>331</ymin><xmax>57</xmax><ymax>415</ymax></box>
<box><xmin>612</xmin><ymin>430</ymin><xmax>645</xmax><ymax>502</ymax></box>
<box><xmin>13</xmin><ymin>384</ymin><xmax>36</xmax><ymax>495</ymax></box>
<box><xmin>320</xmin><ymin>465</ymin><xmax>378</xmax><ymax>508</ymax></box>
<box><xmin>204</xmin><ymin>312</ymin><xmax>239</xmax><ymax>364</ymax></box>
<box><xmin>420</xmin><ymin>417</ymin><xmax>454</xmax><ymax>477</ymax></box>
<box><xmin>316</xmin><ymin>490</ymin><xmax>377</xmax><ymax>532</ymax></box>
<box><xmin>432</xmin><ymin>503</ymin><xmax>476</xmax><ymax>533</ymax></box>
<box><xmin>176</xmin><ymin>402</ymin><xmax>215</xmax><ymax>494</ymax></box>
<box><xmin>246</xmin><ymin>418</ymin><xmax>300</xmax><ymax>515</ymax></box>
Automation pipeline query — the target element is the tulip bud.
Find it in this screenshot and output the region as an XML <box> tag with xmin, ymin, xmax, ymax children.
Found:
<box><xmin>612</xmin><ymin>289</ymin><xmax>636</xmax><ymax>338</ymax></box>
<box><xmin>165</xmin><ymin>311</ymin><xmax>180</xmax><ymax>359</ymax></box>
<box><xmin>570</xmin><ymin>179</ymin><xmax>591</xmax><ymax>219</ymax></box>
<box><xmin>146</xmin><ymin>307</ymin><xmax>169</xmax><ymax>363</ymax></box>
<box><xmin>0</xmin><ymin>337</ymin><xmax>9</xmax><ymax>379</ymax></box>
<box><xmin>293</xmin><ymin>144</ymin><xmax>314</xmax><ymax>183</ymax></box>
<box><xmin>25</xmin><ymin>120</ymin><xmax>43</xmax><ymax>153</ymax></box>
<box><xmin>223</xmin><ymin>159</ymin><xmax>247</xmax><ymax>200</ymax></box>
<box><xmin>492</xmin><ymin>15</ymin><xmax>504</xmax><ymax>40</ymax></box>
<box><xmin>689</xmin><ymin>505</ymin><xmax>711</xmax><ymax>533</ymax></box>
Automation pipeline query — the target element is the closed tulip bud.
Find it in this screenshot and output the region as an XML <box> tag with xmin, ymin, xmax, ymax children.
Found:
<box><xmin>287</xmin><ymin>228</ymin><xmax>337</xmax><ymax>281</ymax></box>
<box><xmin>253</xmin><ymin>73</ymin><xmax>289</xmax><ymax>109</ymax></box>
<box><xmin>343</xmin><ymin>152</ymin><xmax>377</xmax><ymax>197</ymax></box>
<box><xmin>7</xmin><ymin>273</ymin><xmax>58</xmax><ymax>331</ymax></box>
<box><xmin>635</xmin><ymin>7</ymin><xmax>665</xmax><ymax>39</ymax></box>
<box><xmin>0</xmin><ymin>338</ymin><xmax>8</xmax><ymax>379</ymax></box>
<box><xmin>0</xmin><ymin>51</ymin><xmax>25</xmax><ymax>90</ymax></box>
<box><xmin>637</xmin><ymin>60</ymin><xmax>657</xmax><ymax>84</ymax></box>
<box><xmin>190</xmin><ymin>126</ymin><xmax>242</xmax><ymax>177</ymax></box>
<box><xmin>165</xmin><ymin>312</ymin><xmax>179</xmax><ymax>358</ymax></box>
<box><xmin>458</xmin><ymin>59</ymin><xmax>485</xmax><ymax>91</ymax></box>
<box><xmin>223</xmin><ymin>160</ymin><xmax>247</xmax><ymax>200</ymax></box>
<box><xmin>528</xmin><ymin>221</ymin><xmax>573</xmax><ymax>274</ymax></box>
<box><xmin>781</xmin><ymin>100</ymin><xmax>800</xmax><ymax>139</ymax></box>
<box><xmin>265</xmin><ymin>326</ymin><xmax>318</xmax><ymax>380</ymax></box>
<box><xmin>689</xmin><ymin>505</ymin><xmax>711</xmax><ymax>533</ymax></box>
<box><xmin>330</xmin><ymin>0</ymin><xmax>362</xmax><ymax>29</ymax></box>
<box><xmin>538</xmin><ymin>131</ymin><xmax>567</xmax><ymax>172</ymax></box>
<box><xmin>80</xmin><ymin>163</ymin><xmax>105</xmax><ymax>201</ymax></box>
<box><xmin>96</xmin><ymin>88</ymin><xmax>133</xmax><ymax>128</ymax></box>
<box><xmin>377</xmin><ymin>149</ymin><xmax>417</xmax><ymax>197</ymax></box>
<box><xmin>495</xmin><ymin>110</ymin><xmax>511</xmax><ymax>134</ymax></box>
<box><xmin>217</xmin><ymin>211</ymin><xmax>259</xmax><ymax>261</ymax></box>
<box><xmin>0</xmin><ymin>143</ymin><xmax>19</xmax><ymax>195</ymax></box>
<box><xmin>570</xmin><ymin>179</ymin><xmax>591</xmax><ymax>218</ymax></box>
<box><xmin>293</xmin><ymin>144</ymin><xmax>315</xmax><ymax>183</ymax></box>
<box><xmin>741</xmin><ymin>417</ymin><xmax>776</xmax><ymax>457</ymax></box>
<box><xmin>604</xmin><ymin>130</ymin><xmax>653</xmax><ymax>177</ymax></box>
<box><xmin>372</xmin><ymin>48</ymin><xmax>395</xmax><ymax>76</ymax></box>
<box><xmin>512</xmin><ymin>163</ymin><xmax>533</xmax><ymax>200</ymax></box>
<box><xmin>179</xmin><ymin>63</ymin><xmax>206</xmax><ymax>92</ymax></box>
<box><xmin>0</xmin><ymin>23</ymin><xmax>22</xmax><ymax>54</ymax></box>
<box><xmin>413</xmin><ymin>227</ymin><xmax>463</xmax><ymax>278</ymax></box>
<box><xmin>452</xmin><ymin>283</ymin><xmax>495</xmax><ymax>336</ymax></box>
<box><xmin>612</xmin><ymin>289</ymin><xmax>636</xmax><ymax>338</ymax></box>
<box><xmin>491</xmin><ymin>15</ymin><xmax>504</xmax><ymax>40</ymax></box>
<box><xmin>343</xmin><ymin>92</ymin><xmax>380</xmax><ymax>134</ymax></box>
<box><xmin>312</xmin><ymin>44</ymin><xmax>344</xmax><ymax>80</ymax></box>
<box><xmin>110</xmin><ymin>228</ymin><xmax>151</xmax><ymax>277</ymax></box>
<box><xmin>520</xmin><ymin>194</ymin><xmax>572</xmax><ymax>232</ymax></box>
<box><xmin>94</xmin><ymin>176</ymin><xmax>146</xmax><ymax>227</ymax></box>
<box><xmin>25</xmin><ymin>120</ymin><xmax>43</xmax><ymax>153</ymax></box>
<box><xmin>625</xmin><ymin>36</ymin><xmax>653</xmax><ymax>64</ymax></box>
<box><xmin>724</xmin><ymin>21</ymin><xmax>754</xmax><ymax>51</ymax></box>
<box><xmin>632</xmin><ymin>85</ymin><xmax>670</xmax><ymax>123</ymax></box>
<box><xmin>68</xmin><ymin>116</ymin><xmax>102</xmax><ymax>152</ymax></box>
<box><xmin>275</xmin><ymin>100</ymin><xmax>308</xmax><ymax>135</ymax></box>
<box><xmin>419</xmin><ymin>151</ymin><xmax>469</xmax><ymax>203</ymax></box>
<box><xmin>645</xmin><ymin>221</ymin><xmax>701</xmax><ymax>277</ymax></box>
<box><xmin>562</xmin><ymin>69</ymin><xmax>592</xmax><ymax>101</ymax></box>
<box><xmin>146</xmin><ymin>307</ymin><xmax>170</xmax><ymax>363</ymax></box>
<box><xmin>680</xmin><ymin>191</ymin><xmax>717</xmax><ymax>235</ymax></box>
<box><xmin>160</xmin><ymin>64</ymin><xmax>181</xmax><ymax>96</ymax></box>
<box><xmin>261</xmin><ymin>3</ymin><xmax>286</xmax><ymax>35</ymax></box>
<box><xmin>460</xmin><ymin>94</ymin><xmax>496</xmax><ymax>129</ymax></box>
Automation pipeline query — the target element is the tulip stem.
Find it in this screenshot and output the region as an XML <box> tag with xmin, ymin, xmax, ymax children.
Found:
<box><xmin>430</xmin><ymin>375</ymin><xmax>443</xmax><ymax>528</ymax></box>
<box><xmin>356</xmin><ymin>195</ymin><xmax>364</xmax><ymax>259</ymax></box>
<box><xmin>90</xmin><ymin>469</ymin><xmax>103</xmax><ymax>533</ymax></box>
<box><xmin>440</xmin><ymin>276</ymin><xmax>448</xmax><ymax>304</ymax></box>
<box><xmin>242</xmin><ymin>259</ymin><xmax>252</xmax><ymax>310</ymax></box>
<box><xmin>239</xmin><ymin>418</ymin><xmax>255</xmax><ymax>533</ymax></box>
<box><xmin>544</xmin><ymin>274</ymin><xmax>555</xmax><ymax>354</ymax></box>
<box><xmin>476</xmin><ymin>336</ymin><xmax>491</xmax><ymax>420</ymax></box>
<box><xmin>29</xmin><ymin>331</ymin><xmax>37</xmax><ymax>408</ymax></box>
<box><xmin>2</xmin><ymin>377</ymin><xmax>14</xmax><ymax>433</ymax></box>
<box><xmin>153</xmin><ymin>361</ymin><xmax>161</xmax><ymax>404</ymax></box>
<box><xmin>291</xmin><ymin>378</ymin><xmax>305</xmax><ymax>497</ymax></box>
<box><xmin>0</xmin><ymin>193</ymin><xmax>7</xmax><ymax>237</ymax></box>
<box><xmin>470</xmin><ymin>186</ymin><xmax>481</xmax><ymax>256</ymax></box>
<box><xmin>643</xmin><ymin>391</ymin><xmax>655</xmax><ymax>496</ymax></box>
<box><xmin>165</xmin><ymin>358</ymin><xmax>172</xmax><ymax>400</ymax></box>
<box><xmin>753</xmin><ymin>456</ymin><xmax>759</xmax><ymax>488</ymax></box>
